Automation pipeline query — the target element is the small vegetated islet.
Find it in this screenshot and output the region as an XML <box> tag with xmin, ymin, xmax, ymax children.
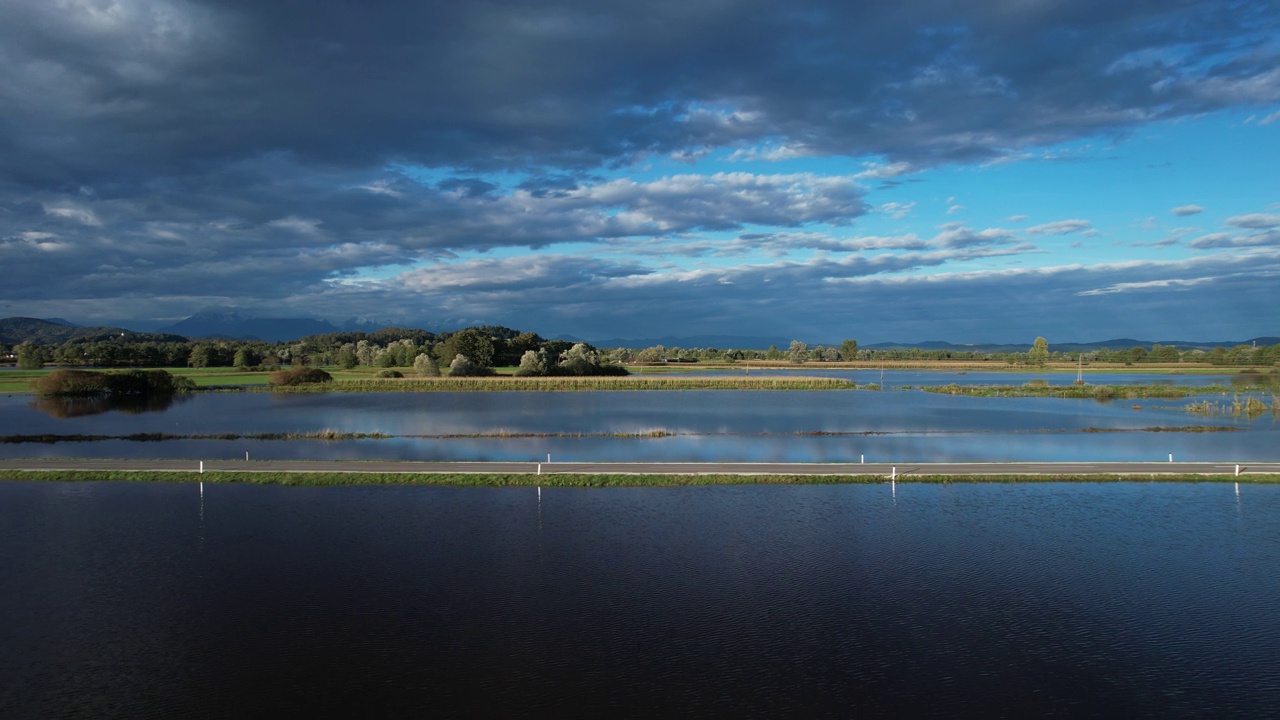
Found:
<box><xmin>32</xmin><ymin>369</ymin><xmax>196</xmax><ymax>398</ymax></box>
<box><xmin>268</xmin><ymin>367</ymin><xmax>334</xmax><ymax>386</ymax></box>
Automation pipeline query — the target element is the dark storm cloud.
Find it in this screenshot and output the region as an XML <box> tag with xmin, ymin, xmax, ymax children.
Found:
<box><xmin>2</xmin><ymin>0</ymin><xmax>1278</xmax><ymax>332</ymax></box>
<box><xmin>0</xmin><ymin>154</ymin><xmax>867</xmax><ymax>295</ymax></box>
<box><xmin>4</xmin><ymin>0</ymin><xmax>1277</xmax><ymax>184</ymax></box>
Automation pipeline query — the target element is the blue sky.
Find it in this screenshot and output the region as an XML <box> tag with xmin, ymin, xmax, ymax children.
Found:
<box><xmin>1</xmin><ymin>1</ymin><xmax>1277</xmax><ymax>344</ymax></box>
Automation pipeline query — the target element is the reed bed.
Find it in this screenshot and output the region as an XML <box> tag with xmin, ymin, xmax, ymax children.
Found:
<box><xmin>257</xmin><ymin>376</ymin><xmax>860</xmax><ymax>392</ymax></box>
<box><xmin>1185</xmin><ymin>395</ymin><xmax>1277</xmax><ymax>418</ymax></box>
<box><xmin>923</xmin><ymin>383</ymin><xmax>1235</xmax><ymax>399</ymax></box>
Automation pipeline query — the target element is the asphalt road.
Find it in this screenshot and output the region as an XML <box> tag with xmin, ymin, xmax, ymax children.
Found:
<box><xmin>1</xmin><ymin>458</ymin><xmax>1277</xmax><ymax>476</ymax></box>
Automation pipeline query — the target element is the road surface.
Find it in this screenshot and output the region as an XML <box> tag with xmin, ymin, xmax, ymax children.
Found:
<box><xmin>1</xmin><ymin>458</ymin><xmax>1276</xmax><ymax>476</ymax></box>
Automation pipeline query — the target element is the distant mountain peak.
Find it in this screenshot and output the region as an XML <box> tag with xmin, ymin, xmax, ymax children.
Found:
<box><xmin>157</xmin><ymin>312</ymin><xmax>339</xmax><ymax>342</ymax></box>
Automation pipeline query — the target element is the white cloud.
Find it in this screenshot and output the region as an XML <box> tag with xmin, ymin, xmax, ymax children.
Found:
<box><xmin>1186</xmin><ymin>233</ymin><xmax>1236</xmax><ymax>249</ymax></box>
<box><xmin>879</xmin><ymin>201</ymin><xmax>916</xmax><ymax>219</ymax></box>
<box><xmin>268</xmin><ymin>217</ymin><xmax>323</xmax><ymax>234</ymax></box>
<box><xmin>43</xmin><ymin>202</ymin><xmax>102</xmax><ymax>227</ymax></box>
<box><xmin>358</xmin><ymin>181</ymin><xmax>404</xmax><ymax>197</ymax></box>
<box><xmin>1026</xmin><ymin>219</ymin><xmax>1092</xmax><ymax>235</ymax></box>
<box><xmin>727</xmin><ymin>143</ymin><xmax>811</xmax><ymax>162</ymax></box>
<box><xmin>1171</xmin><ymin>204</ymin><xmax>1203</xmax><ymax>216</ymax></box>
<box><xmin>1226</xmin><ymin>214</ymin><xmax>1280</xmax><ymax>229</ymax></box>
<box><xmin>1076</xmin><ymin>276</ymin><xmax>1215</xmax><ymax>296</ymax></box>
<box><xmin>1189</xmin><ymin>230</ymin><xmax>1280</xmax><ymax>249</ymax></box>
<box><xmin>854</xmin><ymin>162</ymin><xmax>915</xmax><ymax>180</ymax></box>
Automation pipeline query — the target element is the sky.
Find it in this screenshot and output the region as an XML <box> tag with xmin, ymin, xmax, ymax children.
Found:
<box><xmin>1</xmin><ymin>0</ymin><xmax>1278</xmax><ymax>344</ymax></box>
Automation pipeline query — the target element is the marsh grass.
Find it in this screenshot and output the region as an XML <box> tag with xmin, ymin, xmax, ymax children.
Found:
<box><xmin>1185</xmin><ymin>395</ymin><xmax>1276</xmax><ymax>418</ymax></box>
<box><xmin>924</xmin><ymin>383</ymin><xmax>1234</xmax><ymax>399</ymax></box>
<box><xmin>1080</xmin><ymin>426</ymin><xmax>1239</xmax><ymax>433</ymax></box>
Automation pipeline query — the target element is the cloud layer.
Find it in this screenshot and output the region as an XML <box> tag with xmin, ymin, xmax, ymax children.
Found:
<box><xmin>1</xmin><ymin>1</ymin><xmax>1277</xmax><ymax>340</ymax></box>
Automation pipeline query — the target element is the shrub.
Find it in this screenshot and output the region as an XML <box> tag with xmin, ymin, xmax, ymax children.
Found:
<box><xmin>33</xmin><ymin>369</ymin><xmax>195</xmax><ymax>397</ymax></box>
<box><xmin>268</xmin><ymin>367</ymin><xmax>334</xmax><ymax>386</ymax></box>
<box><xmin>106</xmin><ymin>369</ymin><xmax>197</xmax><ymax>395</ymax></box>
<box><xmin>515</xmin><ymin>349</ymin><xmax>550</xmax><ymax>376</ymax></box>
<box><xmin>375</xmin><ymin>369</ymin><xmax>404</xmax><ymax>378</ymax></box>
<box><xmin>413</xmin><ymin>353</ymin><xmax>440</xmax><ymax>377</ymax></box>
<box><xmin>449</xmin><ymin>354</ymin><xmax>492</xmax><ymax>377</ymax></box>
<box><xmin>33</xmin><ymin>370</ymin><xmax>110</xmax><ymax>397</ymax></box>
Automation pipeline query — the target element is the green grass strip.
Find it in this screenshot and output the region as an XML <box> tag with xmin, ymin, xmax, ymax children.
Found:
<box><xmin>0</xmin><ymin>470</ymin><xmax>1274</xmax><ymax>486</ymax></box>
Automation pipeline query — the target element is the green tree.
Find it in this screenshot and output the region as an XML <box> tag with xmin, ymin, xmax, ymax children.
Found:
<box><xmin>633</xmin><ymin>345</ymin><xmax>666</xmax><ymax>363</ymax></box>
<box><xmin>188</xmin><ymin>344</ymin><xmax>211</xmax><ymax>368</ymax></box>
<box><xmin>840</xmin><ymin>339</ymin><xmax>858</xmax><ymax>361</ymax></box>
<box><xmin>1029</xmin><ymin>337</ymin><xmax>1049</xmax><ymax>366</ymax></box>
<box><xmin>448</xmin><ymin>354</ymin><xmax>486</xmax><ymax>376</ymax></box>
<box><xmin>558</xmin><ymin>343</ymin><xmax>601</xmax><ymax>375</ymax></box>
<box><xmin>787</xmin><ymin>340</ymin><xmax>809</xmax><ymax>364</ymax></box>
<box><xmin>515</xmin><ymin>349</ymin><xmax>550</xmax><ymax>376</ymax></box>
<box><xmin>413</xmin><ymin>352</ymin><xmax>440</xmax><ymax>377</ymax></box>
<box><xmin>337</xmin><ymin>343</ymin><xmax>358</xmax><ymax>370</ymax></box>
<box><xmin>15</xmin><ymin>342</ymin><xmax>45</xmax><ymax>369</ymax></box>
<box><xmin>233</xmin><ymin>346</ymin><xmax>258</xmax><ymax>369</ymax></box>
<box><xmin>439</xmin><ymin>328</ymin><xmax>495</xmax><ymax>367</ymax></box>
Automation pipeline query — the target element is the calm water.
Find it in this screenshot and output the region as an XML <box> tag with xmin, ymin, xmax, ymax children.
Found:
<box><xmin>1</xmin><ymin>481</ymin><xmax>1277</xmax><ymax>717</ymax></box>
<box><xmin>1</xmin><ymin>382</ymin><xmax>1276</xmax><ymax>462</ymax></box>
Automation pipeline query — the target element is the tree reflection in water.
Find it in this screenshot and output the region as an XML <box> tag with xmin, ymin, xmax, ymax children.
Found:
<box><xmin>29</xmin><ymin>393</ymin><xmax>189</xmax><ymax>419</ymax></box>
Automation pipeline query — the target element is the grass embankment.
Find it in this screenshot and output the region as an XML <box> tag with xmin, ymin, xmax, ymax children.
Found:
<box><xmin>638</xmin><ymin>361</ymin><xmax>1271</xmax><ymax>374</ymax></box>
<box><xmin>0</xmin><ymin>425</ymin><xmax>1242</xmax><ymax>444</ymax></box>
<box><xmin>0</xmin><ymin>470</ymin><xmax>1274</xmax><ymax>486</ymax></box>
<box><xmin>260</xmin><ymin>376</ymin><xmax>860</xmax><ymax>392</ymax></box>
<box><xmin>5</xmin><ymin>363</ymin><xmax>1273</xmax><ymax>394</ymax></box>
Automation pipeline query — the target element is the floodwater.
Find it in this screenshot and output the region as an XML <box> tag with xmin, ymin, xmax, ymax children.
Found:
<box><xmin>1</xmin><ymin>481</ymin><xmax>1277</xmax><ymax>717</ymax></box>
<box><xmin>1</xmin><ymin>373</ymin><xmax>1276</xmax><ymax>462</ymax></box>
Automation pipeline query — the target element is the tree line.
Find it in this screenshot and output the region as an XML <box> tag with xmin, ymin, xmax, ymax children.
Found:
<box><xmin>4</xmin><ymin>331</ymin><xmax>1277</xmax><ymax>370</ymax></box>
<box><xmin>1</xmin><ymin>325</ymin><xmax>625</xmax><ymax>375</ymax></box>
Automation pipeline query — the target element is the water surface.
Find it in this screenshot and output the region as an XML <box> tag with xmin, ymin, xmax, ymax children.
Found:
<box><xmin>1</xmin><ymin>481</ymin><xmax>1276</xmax><ymax>718</ymax></box>
<box><xmin>2</xmin><ymin>385</ymin><xmax>1275</xmax><ymax>462</ymax></box>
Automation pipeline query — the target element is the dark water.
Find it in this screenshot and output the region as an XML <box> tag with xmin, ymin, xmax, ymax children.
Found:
<box><xmin>1</xmin><ymin>481</ymin><xmax>1277</xmax><ymax>718</ymax></box>
<box><xmin>2</xmin><ymin>386</ymin><xmax>1276</xmax><ymax>462</ymax></box>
